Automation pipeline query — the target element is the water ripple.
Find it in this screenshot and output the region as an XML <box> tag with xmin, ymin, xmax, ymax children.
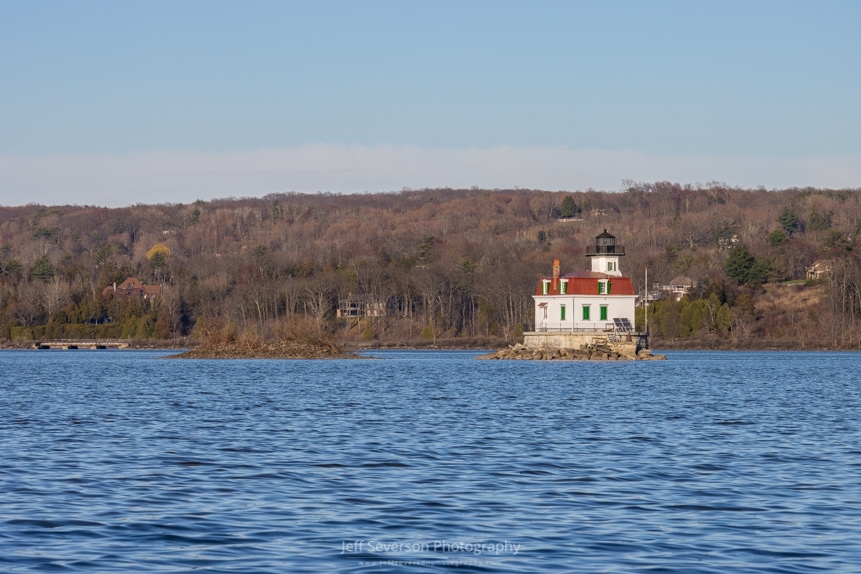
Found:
<box><xmin>1</xmin><ymin>349</ymin><xmax>860</xmax><ymax>571</ymax></box>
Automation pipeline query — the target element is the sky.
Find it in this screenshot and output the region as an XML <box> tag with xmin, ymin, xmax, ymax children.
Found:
<box><xmin>1</xmin><ymin>0</ymin><xmax>859</xmax><ymax>207</ymax></box>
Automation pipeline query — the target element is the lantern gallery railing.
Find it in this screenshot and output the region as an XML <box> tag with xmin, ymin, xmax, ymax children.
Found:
<box><xmin>585</xmin><ymin>245</ymin><xmax>625</xmax><ymax>256</ymax></box>
<box><xmin>537</xmin><ymin>321</ymin><xmax>635</xmax><ymax>334</ymax></box>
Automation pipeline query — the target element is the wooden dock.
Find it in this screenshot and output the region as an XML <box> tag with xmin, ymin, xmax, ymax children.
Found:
<box><xmin>31</xmin><ymin>339</ymin><xmax>131</xmax><ymax>350</ymax></box>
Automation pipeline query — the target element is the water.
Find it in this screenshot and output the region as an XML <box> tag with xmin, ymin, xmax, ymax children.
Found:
<box><xmin>1</xmin><ymin>349</ymin><xmax>860</xmax><ymax>572</ymax></box>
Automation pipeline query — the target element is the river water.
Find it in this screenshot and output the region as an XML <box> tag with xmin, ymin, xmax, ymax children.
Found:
<box><xmin>1</xmin><ymin>349</ymin><xmax>859</xmax><ymax>572</ymax></box>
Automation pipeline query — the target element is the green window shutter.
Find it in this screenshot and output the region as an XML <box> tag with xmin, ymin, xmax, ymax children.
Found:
<box><xmin>598</xmin><ymin>282</ymin><xmax>604</xmax><ymax>294</ymax></box>
<box><xmin>600</xmin><ymin>306</ymin><xmax>608</xmax><ymax>321</ymax></box>
<box><xmin>560</xmin><ymin>281</ymin><xmax>567</xmax><ymax>294</ymax></box>
<box><xmin>542</xmin><ymin>281</ymin><xmax>548</xmax><ymax>295</ymax></box>
<box><xmin>560</xmin><ymin>305</ymin><xmax>566</xmax><ymax>320</ymax></box>
<box><xmin>607</xmin><ymin>280</ymin><xmax>611</xmax><ymax>294</ymax></box>
<box><xmin>583</xmin><ymin>306</ymin><xmax>590</xmax><ymax>321</ymax></box>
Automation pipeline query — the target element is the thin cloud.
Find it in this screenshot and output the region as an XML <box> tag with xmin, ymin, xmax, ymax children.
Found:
<box><xmin>1</xmin><ymin>146</ymin><xmax>859</xmax><ymax>207</ymax></box>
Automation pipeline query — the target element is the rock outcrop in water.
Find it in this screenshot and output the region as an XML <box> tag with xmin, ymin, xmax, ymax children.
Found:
<box><xmin>475</xmin><ymin>342</ymin><xmax>666</xmax><ymax>361</ymax></box>
<box><xmin>169</xmin><ymin>339</ymin><xmax>356</xmax><ymax>359</ymax></box>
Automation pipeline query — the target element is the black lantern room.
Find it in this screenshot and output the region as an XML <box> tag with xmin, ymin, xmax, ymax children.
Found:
<box><xmin>588</xmin><ymin>229</ymin><xmax>624</xmax><ymax>256</ymax></box>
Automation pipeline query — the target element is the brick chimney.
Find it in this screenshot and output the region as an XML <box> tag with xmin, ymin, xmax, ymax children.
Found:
<box><xmin>552</xmin><ymin>259</ymin><xmax>561</xmax><ymax>283</ymax></box>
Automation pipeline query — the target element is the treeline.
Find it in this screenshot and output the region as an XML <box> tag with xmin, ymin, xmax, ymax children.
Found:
<box><xmin>3</xmin><ymin>182</ymin><xmax>861</xmax><ymax>348</ymax></box>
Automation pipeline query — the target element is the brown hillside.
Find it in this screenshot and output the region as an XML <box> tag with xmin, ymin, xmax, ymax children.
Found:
<box><xmin>3</xmin><ymin>184</ymin><xmax>861</xmax><ymax>349</ymax></box>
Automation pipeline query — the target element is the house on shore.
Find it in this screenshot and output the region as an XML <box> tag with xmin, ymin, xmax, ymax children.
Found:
<box><xmin>337</xmin><ymin>295</ymin><xmax>387</xmax><ymax>318</ymax></box>
<box><xmin>524</xmin><ymin>230</ymin><xmax>646</xmax><ymax>350</ymax></box>
<box><xmin>806</xmin><ymin>260</ymin><xmax>832</xmax><ymax>280</ymax></box>
<box><xmin>662</xmin><ymin>276</ymin><xmax>693</xmax><ymax>300</ymax></box>
<box><xmin>102</xmin><ymin>277</ymin><xmax>162</xmax><ymax>300</ymax></box>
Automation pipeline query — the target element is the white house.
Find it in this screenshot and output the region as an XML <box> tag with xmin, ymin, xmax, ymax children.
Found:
<box><xmin>806</xmin><ymin>260</ymin><xmax>832</xmax><ymax>280</ymax></box>
<box><xmin>662</xmin><ymin>276</ymin><xmax>693</xmax><ymax>301</ymax></box>
<box><xmin>532</xmin><ymin>230</ymin><xmax>637</xmax><ymax>333</ymax></box>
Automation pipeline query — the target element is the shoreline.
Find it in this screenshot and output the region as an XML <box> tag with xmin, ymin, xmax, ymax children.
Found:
<box><xmin>3</xmin><ymin>339</ymin><xmax>859</xmax><ymax>353</ymax></box>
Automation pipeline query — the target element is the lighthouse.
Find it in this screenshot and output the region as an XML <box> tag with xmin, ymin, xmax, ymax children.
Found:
<box><xmin>587</xmin><ymin>229</ymin><xmax>624</xmax><ymax>276</ymax></box>
<box><xmin>526</xmin><ymin>230</ymin><xmax>640</xmax><ymax>350</ymax></box>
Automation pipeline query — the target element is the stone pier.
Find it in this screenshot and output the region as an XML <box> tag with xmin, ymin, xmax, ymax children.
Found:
<box><xmin>475</xmin><ymin>331</ymin><xmax>666</xmax><ymax>361</ymax></box>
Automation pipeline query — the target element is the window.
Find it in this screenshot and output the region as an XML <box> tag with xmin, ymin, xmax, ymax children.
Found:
<box><xmin>598</xmin><ymin>281</ymin><xmax>605</xmax><ymax>294</ymax></box>
<box><xmin>542</xmin><ymin>306</ymin><xmax>548</xmax><ymax>319</ymax></box>
<box><xmin>607</xmin><ymin>280</ymin><xmax>611</xmax><ymax>294</ymax></box>
<box><xmin>600</xmin><ymin>305</ymin><xmax>608</xmax><ymax>321</ymax></box>
<box><xmin>582</xmin><ymin>305</ymin><xmax>590</xmax><ymax>321</ymax></box>
<box><xmin>560</xmin><ymin>305</ymin><xmax>566</xmax><ymax>321</ymax></box>
<box><xmin>560</xmin><ymin>280</ymin><xmax>567</xmax><ymax>294</ymax></box>
<box><xmin>608</xmin><ymin>261</ymin><xmax>615</xmax><ymax>272</ymax></box>
<box><xmin>542</xmin><ymin>280</ymin><xmax>549</xmax><ymax>295</ymax></box>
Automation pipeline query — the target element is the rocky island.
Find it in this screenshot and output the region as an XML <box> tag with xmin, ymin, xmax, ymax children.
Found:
<box><xmin>476</xmin><ymin>342</ymin><xmax>666</xmax><ymax>361</ymax></box>
<box><xmin>169</xmin><ymin>339</ymin><xmax>357</xmax><ymax>359</ymax></box>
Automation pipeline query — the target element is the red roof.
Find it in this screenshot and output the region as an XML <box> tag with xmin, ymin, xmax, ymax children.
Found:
<box><xmin>535</xmin><ymin>273</ymin><xmax>635</xmax><ymax>296</ymax></box>
<box><xmin>102</xmin><ymin>277</ymin><xmax>162</xmax><ymax>298</ymax></box>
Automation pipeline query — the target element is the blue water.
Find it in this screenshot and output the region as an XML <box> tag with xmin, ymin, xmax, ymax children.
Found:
<box><xmin>1</xmin><ymin>349</ymin><xmax>860</xmax><ymax>572</ymax></box>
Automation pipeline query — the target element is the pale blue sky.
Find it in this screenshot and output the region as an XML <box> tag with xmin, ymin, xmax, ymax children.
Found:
<box><xmin>1</xmin><ymin>1</ymin><xmax>859</xmax><ymax>206</ymax></box>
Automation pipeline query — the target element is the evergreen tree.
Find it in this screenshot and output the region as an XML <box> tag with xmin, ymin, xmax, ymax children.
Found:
<box><xmin>30</xmin><ymin>255</ymin><xmax>55</xmax><ymax>283</ymax></box>
<box><xmin>716</xmin><ymin>304</ymin><xmax>733</xmax><ymax>335</ymax></box>
<box><xmin>766</xmin><ymin>229</ymin><xmax>787</xmax><ymax>246</ymax></box>
<box><xmin>808</xmin><ymin>207</ymin><xmax>833</xmax><ymax>231</ymax></box>
<box><xmin>748</xmin><ymin>257</ymin><xmax>773</xmax><ymax>284</ymax></box>
<box><xmin>777</xmin><ymin>206</ymin><xmax>801</xmax><ymax>236</ymax></box>
<box><xmin>120</xmin><ymin>316</ymin><xmax>138</xmax><ymax>339</ymax></box>
<box><xmin>725</xmin><ymin>245</ymin><xmax>755</xmax><ymax>284</ymax></box>
<box><xmin>415</xmin><ymin>236</ymin><xmax>435</xmax><ymax>264</ymax></box>
<box><xmin>560</xmin><ymin>195</ymin><xmax>580</xmax><ymax>218</ymax></box>
<box><xmin>822</xmin><ymin>229</ymin><xmax>851</xmax><ymax>250</ymax></box>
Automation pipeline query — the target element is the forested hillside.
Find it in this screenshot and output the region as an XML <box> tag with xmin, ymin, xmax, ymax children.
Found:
<box><xmin>3</xmin><ymin>182</ymin><xmax>861</xmax><ymax>348</ymax></box>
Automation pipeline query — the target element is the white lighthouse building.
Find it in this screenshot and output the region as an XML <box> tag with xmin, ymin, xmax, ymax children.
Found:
<box><xmin>525</xmin><ymin>230</ymin><xmax>640</xmax><ymax>349</ymax></box>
